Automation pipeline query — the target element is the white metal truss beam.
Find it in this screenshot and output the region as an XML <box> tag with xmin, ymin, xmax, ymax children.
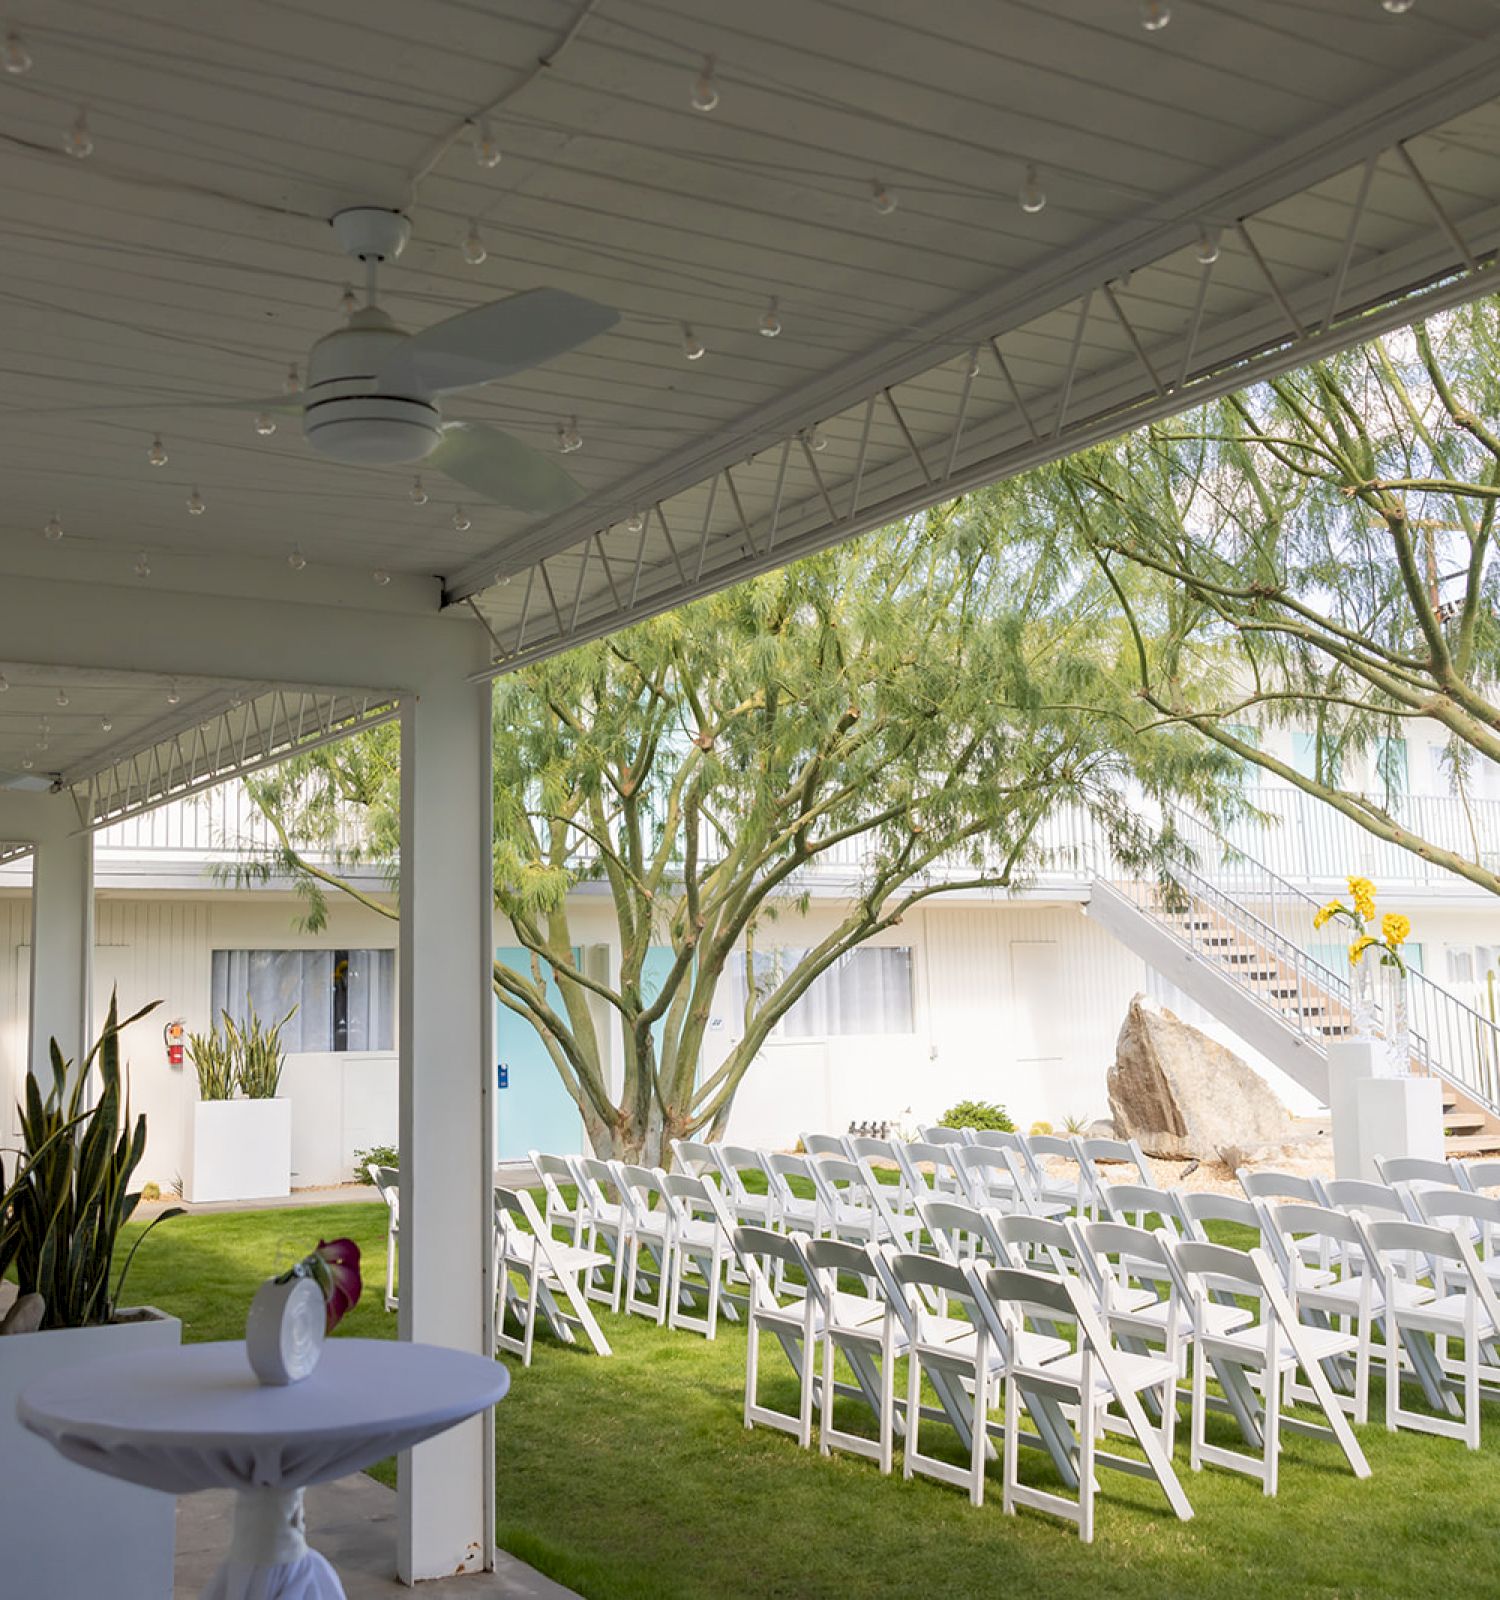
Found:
<box><xmin>464</xmin><ymin>117</ymin><xmax>1500</xmax><ymax>677</ymax></box>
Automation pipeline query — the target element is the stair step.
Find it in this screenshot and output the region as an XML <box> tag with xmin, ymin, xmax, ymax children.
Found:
<box><xmin>1444</xmin><ymin>1133</ymin><xmax>1500</xmax><ymax>1155</ymax></box>
<box><xmin>1443</xmin><ymin>1113</ymin><xmax>1488</xmax><ymax>1135</ymax></box>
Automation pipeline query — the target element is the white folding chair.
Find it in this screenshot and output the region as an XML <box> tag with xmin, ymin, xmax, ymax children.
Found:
<box><xmin>736</xmin><ymin>1225</ymin><xmax>827</xmax><ymax>1448</ymax></box>
<box><xmin>918</xmin><ymin>1125</ymin><xmax>971</xmax><ymax>1146</ymax></box>
<box><xmin>1459</xmin><ymin>1157</ymin><xmax>1500</xmax><ymax>1193</ymax></box>
<box><xmin>1019</xmin><ymin>1133</ymin><xmax>1088</xmax><ymax>1212</ymax></box>
<box><xmin>1416</xmin><ymin>1188</ymin><xmax>1500</xmax><ymax>1284</ymax></box>
<box><xmin>574</xmin><ymin>1156</ymin><xmax>629</xmax><ymax>1311</ymax></box>
<box><xmin>765</xmin><ymin>1151</ymin><xmax>822</xmax><ymax>1236</ymax></box>
<box><xmin>983</xmin><ymin>1263</ymin><xmax>1193</xmax><ymax>1541</ymax></box>
<box><xmin>713</xmin><ymin>1145</ymin><xmax>776</xmax><ymax>1229</ymax></box>
<box><xmin>492</xmin><ymin>1185</ymin><xmax>614</xmax><ymax>1365</ymax></box>
<box><xmin>670</xmin><ymin>1138</ymin><xmax>723</xmax><ymax>1179</ymax></box>
<box><xmin>1166</xmin><ymin>1237</ymin><xmax>1369</xmax><ymax>1494</ymax></box>
<box><xmin>1376</xmin><ymin>1155</ymin><xmax>1465</xmax><ymax>1192</ymax></box>
<box><xmin>918</xmin><ymin>1195</ymin><xmax>1010</xmax><ymax>1271</ymax></box>
<box><xmin>895</xmin><ymin>1139</ymin><xmax>968</xmax><ymax>1204</ymax></box>
<box><xmin>802</xmin><ymin>1132</ymin><xmax>852</xmax><ymax>1158</ymax></box>
<box><xmin>1237</xmin><ymin>1168</ymin><xmax>1325</xmax><ymax>1206</ymax></box>
<box><xmin>1074</xmin><ymin>1136</ymin><xmax>1152</xmax><ymax>1217</ymax></box>
<box><xmin>849</xmin><ymin>1135</ymin><xmax>911</xmax><ymax>1215</ymax></box>
<box><xmin>661</xmin><ymin>1170</ymin><xmax>737</xmax><ymax>1339</ymax></box>
<box><xmin>367</xmin><ymin>1162</ymin><xmax>400</xmax><ymax>1312</ymax></box>
<box><xmin>955</xmin><ymin>1145</ymin><xmax>1024</xmax><ymax>1212</ymax></box>
<box><xmin>804</xmin><ymin>1236</ymin><xmax>907</xmax><ymax>1472</ymax></box>
<box><xmin>616</xmin><ymin>1162</ymin><xmax>675</xmax><ymax>1324</ymax></box>
<box><xmin>1322</xmin><ymin>1177</ymin><xmax>1419</xmax><ymax>1223</ymax></box>
<box><xmin>1099</xmin><ymin>1181</ymin><xmax>1186</xmax><ymax>1237</ymax></box>
<box><xmin>528</xmin><ymin>1150</ymin><xmax>584</xmax><ymax>1248</ymax></box>
<box><xmin>1359</xmin><ymin>1211</ymin><xmax>1500</xmax><ymax>1448</ymax></box>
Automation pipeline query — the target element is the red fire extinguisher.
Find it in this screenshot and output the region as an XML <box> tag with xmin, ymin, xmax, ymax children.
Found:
<box><xmin>164</xmin><ymin>1018</ymin><xmax>186</xmax><ymax>1068</ymax></box>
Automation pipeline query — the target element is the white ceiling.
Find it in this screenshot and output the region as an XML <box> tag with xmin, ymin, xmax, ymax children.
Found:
<box><xmin>3</xmin><ymin>0</ymin><xmax>1500</xmax><ymax>805</ymax></box>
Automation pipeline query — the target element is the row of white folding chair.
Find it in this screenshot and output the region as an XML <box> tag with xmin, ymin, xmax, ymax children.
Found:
<box><xmin>492</xmin><ymin>1184</ymin><xmax>614</xmax><ymax>1365</ymax></box>
<box><xmin>366</xmin><ymin>1162</ymin><xmax>400</xmax><ymax>1312</ymax></box>
<box><xmin>919</xmin><ymin>1125</ymin><xmax>1153</xmax><ymax>1211</ymax></box>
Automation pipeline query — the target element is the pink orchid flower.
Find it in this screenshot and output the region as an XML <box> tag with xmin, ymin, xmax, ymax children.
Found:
<box><xmin>299</xmin><ymin>1237</ymin><xmax>363</xmax><ymax>1333</ymax></box>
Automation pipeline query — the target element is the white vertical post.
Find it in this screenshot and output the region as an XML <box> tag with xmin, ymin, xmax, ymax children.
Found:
<box><xmin>396</xmin><ymin>669</ymin><xmax>496</xmax><ymax>1583</ymax></box>
<box><xmin>28</xmin><ymin>815</ymin><xmax>92</xmax><ymax>1081</ymax></box>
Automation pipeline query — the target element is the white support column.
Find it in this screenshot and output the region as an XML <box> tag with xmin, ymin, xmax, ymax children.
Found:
<box><xmin>27</xmin><ymin>807</ymin><xmax>93</xmax><ymax>1082</ymax></box>
<box><xmin>396</xmin><ymin>668</ymin><xmax>496</xmax><ymax>1584</ymax></box>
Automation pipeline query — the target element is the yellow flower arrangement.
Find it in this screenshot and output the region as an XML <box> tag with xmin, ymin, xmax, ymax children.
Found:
<box><xmin>1348</xmin><ymin>875</ymin><xmax>1376</xmax><ymax>921</ymax></box>
<box><xmin>1348</xmin><ymin>936</ymin><xmax>1378</xmax><ymax>966</ymax></box>
<box><xmin>1381</xmin><ymin>912</ymin><xmax>1410</xmax><ymax>949</ymax></box>
<box><xmin>1310</xmin><ymin>878</ymin><xmax>1411</xmax><ymax>974</ymax></box>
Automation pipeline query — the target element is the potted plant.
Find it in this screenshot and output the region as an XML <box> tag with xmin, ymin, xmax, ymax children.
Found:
<box><xmin>0</xmin><ymin>991</ymin><xmax>184</xmax><ymax>1600</ymax></box>
<box><xmin>182</xmin><ymin>1003</ymin><xmax>295</xmax><ymax>1204</ymax></box>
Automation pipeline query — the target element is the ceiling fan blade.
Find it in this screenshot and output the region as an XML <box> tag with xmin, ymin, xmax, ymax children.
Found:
<box><xmin>379</xmin><ymin>289</ymin><xmax>618</xmax><ymax>395</ymax></box>
<box><xmin>428</xmin><ymin>421</ymin><xmax>585</xmax><ymax>515</ymax></box>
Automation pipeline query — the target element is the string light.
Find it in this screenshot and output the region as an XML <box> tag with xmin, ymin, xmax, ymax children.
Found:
<box><xmin>681</xmin><ymin>323</ymin><xmax>706</xmax><ymax>361</ymax></box>
<box><xmin>1195</xmin><ymin>224</ymin><xmax>1222</xmax><ymax>265</ymax></box>
<box><xmin>556</xmin><ymin>417</ymin><xmax>583</xmax><ymax>453</ymax></box>
<box><xmin>43</xmin><ymin>513</ymin><xmax>63</xmax><ymax>542</ymax></box>
<box><xmin>452</xmin><ymin>505</ymin><xmax>472</xmax><ymax>532</ymax></box>
<box><xmin>186</xmin><ymin>486</ymin><xmax>205</xmax><ymax>515</ymax></box>
<box><xmin>804</xmin><ymin>424</ymin><xmax>828</xmax><ymax>453</ymax></box>
<box><xmin>282</xmin><ymin>363</ymin><xmax>300</xmax><ymax>395</ymax></box>
<box><xmin>100</xmin><ymin>714</ymin><xmax>113</xmax><ymax>732</ymax></box>
<box><xmin>1019</xmin><ymin>164</ymin><xmax>1047</xmax><ymax>214</ymax></box>
<box><xmin>966</xmin><ymin>346</ymin><xmax>981</xmax><ymax>379</ymax></box>
<box><xmin>871</xmin><ymin>180</ymin><xmax>897</xmax><ymax>215</ymax></box>
<box><xmin>0</xmin><ymin>674</ymin><xmax>8</xmax><ymax>692</ymax></box>
<box><xmin>462</xmin><ymin>219</ymin><xmax>488</xmax><ymax>266</ymax></box>
<box><xmin>691</xmin><ymin>54</ymin><xmax>719</xmax><ymax>112</ymax></box>
<box><xmin>339</xmin><ymin>283</ymin><xmax>357</xmax><ymax>314</ymax></box>
<box><xmin>472</xmin><ymin>116</ymin><xmax>502</xmax><ymax>168</ymax></box>
<box><xmin>3</xmin><ymin>30</ymin><xmax>31</xmax><ymax>74</ymax></box>
<box><xmin>254</xmin><ymin>412</ymin><xmax>276</xmax><ymax>436</ymax></box>
<box><xmin>759</xmin><ymin>296</ymin><xmax>782</xmax><ymax>338</ymax></box>
<box><xmin>166</xmin><ymin>679</ymin><xmax>180</xmax><ymax>705</ymax></box>
<box><xmin>373</xmin><ymin>569</ymin><xmax>391</xmax><ymax>586</ymax></box>
<box><xmin>20</xmin><ymin>758</ymin><xmax>31</xmax><ymax>771</ymax></box>
<box><xmin>409</xmin><ymin>476</ymin><xmax>428</xmax><ymax>505</ymax></box>
<box><xmin>136</xmin><ymin>551</ymin><xmax>152</xmax><ymax>580</ymax></box>
<box><xmin>64</xmin><ymin>109</ymin><xmax>93</xmax><ymax>159</ymax></box>
<box><xmin>288</xmin><ymin>544</ymin><xmax>306</xmax><ymax>570</ymax></box>
<box><xmin>1382</xmin><ymin>0</ymin><xmax>1414</xmax><ymax>11</ymax></box>
<box><xmin>54</xmin><ymin>689</ymin><xmax>68</xmax><ymax>708</ymax></box>
<box><xmin>625</xmin><ymin>509</ymin><xmax>646</xmax><ymax>534</ymax></box>
<box><xmin>148</xmin><ymin>435</ymin><xmax>168</xmax><ymax>467</ymax></box>
<box><xmin>1140</xmin><ymin>0</ymin><xmax>1171</xmax><ymax>29</ymax></box>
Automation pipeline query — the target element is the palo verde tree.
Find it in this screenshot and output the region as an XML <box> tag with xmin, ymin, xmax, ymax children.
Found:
<box><xmin>1033</xmin><ymin>295</ymin><xmax>1500</xmax><ymax>896</ymax></box>
<box><xmin>232</xmin><ymin>503</ymin><xmax>1231</xmax><ymax>1164</ymax></box>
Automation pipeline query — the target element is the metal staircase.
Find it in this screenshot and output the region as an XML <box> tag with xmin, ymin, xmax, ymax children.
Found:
<box><xmin>1083</xmin><ymin>805</ymin><xmax>1500</xmax><ymax>1151</ymax></box>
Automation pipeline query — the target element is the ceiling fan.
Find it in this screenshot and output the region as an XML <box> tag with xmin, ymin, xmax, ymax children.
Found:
<box><xmin>229</xmin><ymin>207</ymin><xmax>618</xmax><ymax>515</ymax></box>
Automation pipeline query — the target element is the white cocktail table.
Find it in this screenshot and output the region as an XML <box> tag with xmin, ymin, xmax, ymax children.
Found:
<box><xmin>19</xmin><ymin>1337</ymin><xmax>510</xmax><ymax>1600</ymax></box>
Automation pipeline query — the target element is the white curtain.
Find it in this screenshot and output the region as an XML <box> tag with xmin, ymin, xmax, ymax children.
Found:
<box><xmin>344</xmin><ymin>949</ymin><xmax>395</xmax><ymax>1051</ymax></box>
<box><xmin>724</xmin><ymin>946</ymin><xmax>914</xmax><ymax>1038</ymax></box>
<box><xmin>211</xmin><ymin>950</ymin><xmax>334</xmax><ymax>1052</ymax></box>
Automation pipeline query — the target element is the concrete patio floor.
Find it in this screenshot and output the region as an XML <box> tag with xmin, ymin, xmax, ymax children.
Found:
<box><xmin>175</xmin><ymin>1474</ymin><xmax>580</xmax><ymax>1597</ymax></box>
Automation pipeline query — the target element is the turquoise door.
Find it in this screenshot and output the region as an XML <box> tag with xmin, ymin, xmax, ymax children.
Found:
<box><xmin>495</xmin><ymin>947</ymin><xmax>584</xmax><ymax>1160</ymax></box>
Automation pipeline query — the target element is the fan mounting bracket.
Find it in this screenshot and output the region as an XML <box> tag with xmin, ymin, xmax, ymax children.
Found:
<box><xmin>330</xmin><ymin>207</ymin><xmax>411</xmax><ymax>263</ymax></box>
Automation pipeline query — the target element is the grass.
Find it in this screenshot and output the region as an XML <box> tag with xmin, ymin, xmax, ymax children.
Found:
<box><xmin>120</xmin><ymin>1199</ymin><xmax>1500</xmax><ymax>1600</ymax></box>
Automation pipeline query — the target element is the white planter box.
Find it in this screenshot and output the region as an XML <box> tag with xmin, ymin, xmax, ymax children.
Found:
<box><xmin>1</xmin><ymin>1306</ymin><xmax>181</xmax><ymax>1600</ymax></box>
<box><xmin>185</xmin><ymin>1097</ymin><xmax>292</xmax><ymax>1203</ymax></box>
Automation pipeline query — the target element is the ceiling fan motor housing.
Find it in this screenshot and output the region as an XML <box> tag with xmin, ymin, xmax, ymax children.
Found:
<box><xmin>302</xmin><ymin>307</ymin><xmax>441</xmax><ymax>464</ymax></box>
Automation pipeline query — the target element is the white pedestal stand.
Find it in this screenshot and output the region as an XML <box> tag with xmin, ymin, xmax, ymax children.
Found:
<box><xmin>1328</xmin><ymin>1039</ymin><xmax>1445</xmax><ymax>1181</ymax></box>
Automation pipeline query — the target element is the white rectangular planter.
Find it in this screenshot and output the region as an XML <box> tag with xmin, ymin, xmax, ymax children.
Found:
<box><xmin>185</xmin><ymin>1097</ymin><xmax>292</xmax><ymax>1203</ymax></box>
<box><xmin>1</xmin><ymin>1306</ymin><xmax>181</xmax><ymax>1600</ymax></box>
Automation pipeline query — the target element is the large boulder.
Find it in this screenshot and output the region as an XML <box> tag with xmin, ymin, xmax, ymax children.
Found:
<box><xmin>1108</xmin><ymin>994</ymin><xmax>1292</xmax><ymax>1160</ymax></box>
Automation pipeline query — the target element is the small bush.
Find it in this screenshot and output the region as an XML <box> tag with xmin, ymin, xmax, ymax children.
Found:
<box><xmin>936</xmin><ymin>1099</ymin><xmax>1014</xmax><ymax>1133</ymax></box>
<box><xmin>354</xmin><ymin>1143</ymin><xmax>399</xmax><ymax>1183</ymax></box>
<box><xmin>141</xmin><ymin>1180</ymin><xmax>161</xmax><ymax>1202</ymax></box>
<box><xmin>1028</xmin><ymin>1120</ymin><xmax>1054</xmax><ymax>1137</ymax></box>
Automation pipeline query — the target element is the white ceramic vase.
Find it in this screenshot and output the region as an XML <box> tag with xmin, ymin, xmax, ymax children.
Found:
<box><xmin>245</xmin><ymin>1274</ymin><xmax>326</xmax><ymax>1386</ymax></box>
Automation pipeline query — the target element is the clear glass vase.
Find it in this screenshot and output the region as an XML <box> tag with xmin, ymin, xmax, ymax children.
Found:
<box><xmin>1376</xmin><ymin>959</ymin><xmax>1411</xmax><ymax>1078</ymax></box>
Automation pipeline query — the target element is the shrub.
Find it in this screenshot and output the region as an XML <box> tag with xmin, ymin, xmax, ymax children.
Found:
<box><xmin>1028</xmin><ymin>1120</ymin><xmax>1054</xmax><ymax>1137</ymax></box>
<box><xmin>186</xmin><ymin>1024</ymin><xmax>235</xmax><ymax>1101</ymax></box>
<box><xmin>354</xmin><ymin>1143</ymin><xmax>399</xmax><ymax>1183</ymax></box>
<box><xmin>936</xmin><ymin>1098</ymin><xmax>1014</xmax><ymax>1133</ymax></box>
<box><xmin>225</xmin><ymin>1003</ymin><xmax>296</xmax><ymax>1099</ymax></box>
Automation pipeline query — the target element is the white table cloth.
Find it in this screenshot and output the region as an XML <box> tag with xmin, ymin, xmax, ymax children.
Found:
<box><xmin>19</xmin><ymin>1337</ymin><xmax>510</xmax><ymax>1599</ymax></box>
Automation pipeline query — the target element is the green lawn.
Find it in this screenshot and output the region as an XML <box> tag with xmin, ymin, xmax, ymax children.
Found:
<box><xmin>122</xmin><ymin>1201</ymin><xmax>1499</xmax><ymax>1600</ymax></box>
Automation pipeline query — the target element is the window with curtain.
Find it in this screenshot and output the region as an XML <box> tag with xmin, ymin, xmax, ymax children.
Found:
<box><xmin>210</xmin><ymin>949</ymin><xmax>395</xmax><ymax>1052</ymax></box>
<box><xmin>722</xmin><ymin>946</ymin><xmax>914</xmax><ymax>1037</ymax></box>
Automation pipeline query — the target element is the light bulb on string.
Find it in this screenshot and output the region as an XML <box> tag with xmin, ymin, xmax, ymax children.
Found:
<box><xmin>462</xmin><ymin>220</ymin><xmax>488</xmax><ymax>266</ymax></box>
<box><xmin>472</xmin><ymin>116</ymin><xmax>502</xmax><ymax>168</ymax></box>
<box><xmin>871</xmin><ymin>180</ymin><xmax>897</xmax><ymax>215</ymax></box>
<box><xmin>625</xmin><ymin>509</ymin><xmax>646</xmax><ymax>534</ymax></box>
<box><xmin>100</xmin><ymin>714</ymin><xmax>112</xmax><ymax>733</ymax></box>
<box><xmin>803</xmin><ymin>424</ymin><xmax>828</xmax><ymax>453</ymax></box>
<box><xmin>556</xmin><ymin>417</ymin><xmax>582</xmax><ymax>453</ymax></box>
<box><xmin>20</xmin><ymin>757</ymin><xmax>31</xmax><ymax>771</ymax></box>
<box><xmin>1194</xmin><ymin>224</ymin><xmax>1222</xmax><ymax>265</ymax></box>
<box><xmin>409</xmin><ymin>476</ymin><xmax>428</xmax><ymax>505</ymax></box>
<box><xmin>186</xmin><ymin>487</ymin><xmax>205</xmax><ymax>515</ymax></box>
<box><xmin>43</xmin><ymin>513</ymin><xmax>63</xmax><ymax>542</ymax></box>
<box><xmin>339</xmin><ymin>283</ymin><xmax>357</xmax><ymax>314</ymax></box>
<box><xmin>966</xmin><ymin>346</ymin><xmax>981</xmax><ymax>379</ymax></box>
<box><xmin>691</xmin><ymin>54</ymin><xmax>719</xmax><ymax>112</ymax></box>
<box><xmin>1382</xmin><ymin>0</ymin><xmax>1414</xmax><ymax>11</ymax></box>
<box><xmin>282</xmin><ymin>363</ymin><xmax>300</xmax><ymax>395</ymax></box>
<box><xmin>147</xmin><ymin>435</ymin><xmax>167</xmax><ymax>467</ymax></box>
<box><xmin>0</xmin><ymin>674</ymin><xmax>8</xmax><ymax>692</ymax></box>
<box><xmin>1019</xmin><ymin>164</ymin><xmax>1047</xmax><ymax>214</ymax></box>
<box><xmin>1140</xmin><ymin>0</ymin><xmax>1171</xmax><ymax>30</ymax></box>
<box><xmin>64</xmin><ymin>109</ymin><xmax>93</xmax><ymax>159</ymax></box>
<box><xmin>55</xmin><ymin>689</ymin><xmax>68</xmax><ymax>708</ymax></box>
<box><xmin>759</xmin><ymin>295</ymin><xmax>782</xmax><ymax>338</ymax></box>
<box><xmin>254</xmin><ymin>412</ymin><xmax>276</xmax><ymax>436</ymax></box>
<box><xmin>3</xmin><ymin>30</ymin><xmax>31</xmax><ymax>74</ymax></box>
<box><xmin>373</xmin><ymin>569</ymin><xmax>391</xmax><ymax>586</ymax></box>
<box><xmin>452</xmin><ymin>505</ymin><xmax>472</xmax><ymax>532</ymax></box>
<box><xmin>681</xmin><ymin>323</ymin><xmax>706</xmax><ymax>361</ymax></box>
<box><xmin>136</xmin><ymin>552</ymin><xmax>153</xmax><ymax>581</ymax></box>
<box><xmin>166</xmin><ymin>679</ymin><xmax>180</xmax><ymax>705</ymax></box>
<box><xmin>288</xmin><ymin>545</ymin><xmax>306</xmax><ymax>571</ymax></box>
